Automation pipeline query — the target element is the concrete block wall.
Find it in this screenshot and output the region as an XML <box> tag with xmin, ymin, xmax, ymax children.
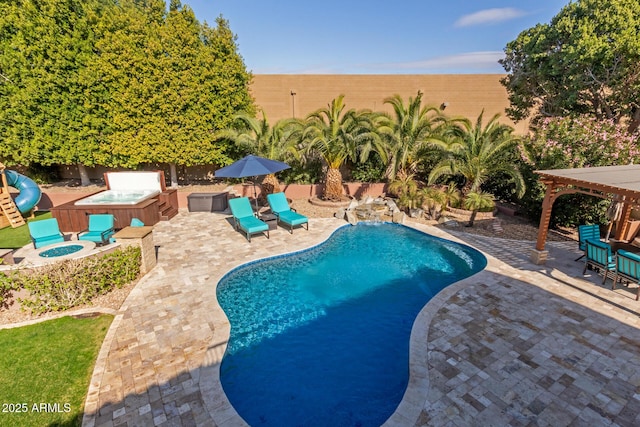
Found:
<box><xmin>251</xmin><ymin>74</ymin><xmax>527</xmax><ymax>134</ymax></box>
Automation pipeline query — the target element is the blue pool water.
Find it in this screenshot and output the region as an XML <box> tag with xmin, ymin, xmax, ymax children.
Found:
<box><xmin>217</xmin><ymin>223</ymin><xmax>486</xmax><ymax>426</ymax></box>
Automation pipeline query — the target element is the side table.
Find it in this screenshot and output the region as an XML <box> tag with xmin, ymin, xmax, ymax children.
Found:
<box><xmin>260</xmin><ymin>213</ymin><xmax>278</xmax><ymax>231</ymax></box>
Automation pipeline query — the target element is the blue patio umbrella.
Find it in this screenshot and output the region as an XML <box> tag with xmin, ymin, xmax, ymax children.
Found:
<box><xmin>215</xmin><ymin>155</ymin><xmax>290</xmax><ymax>207</ymax></box>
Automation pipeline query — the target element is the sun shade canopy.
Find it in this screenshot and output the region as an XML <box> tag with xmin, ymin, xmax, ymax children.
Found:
<box><xmin>214</xmin><ymin>155</ymin><xmax>290</xmax><ymax>179</ymax></box>
<box><xmin>536</xmin><ymin>165</ymin><xmax>640</xmax><ymax>197</ymax></box>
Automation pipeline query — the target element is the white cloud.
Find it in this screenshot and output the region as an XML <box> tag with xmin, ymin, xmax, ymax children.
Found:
<box><xmin>391</xmin><ymin>51</ymin><xmax>506</xmax><ymax>72</ymax></box>
<box><xmin>252</xmin><ymin>52</ymin><xmax>507</xmax><ymax>74</ymax></box>
<box><xmin>454</xmin><ymin>8</ymin><xmax>527</xmax><ymax>27</ymax></box>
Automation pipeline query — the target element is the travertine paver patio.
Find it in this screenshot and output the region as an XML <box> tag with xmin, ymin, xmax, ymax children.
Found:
<box><xmin>82</xmin><ymin>211</ymin><xmax>640</xmax><ymax>427</ymax></box>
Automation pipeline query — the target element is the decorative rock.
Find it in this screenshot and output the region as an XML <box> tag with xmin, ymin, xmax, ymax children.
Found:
<box><xmin>345</xmin><ymin>210</ymin><xmax>358</xmax><ymax>225</ymax></box>
<box><xmin>409</xmin><ymin>208</ymin><xmax>424</xmax><ymax>218</ymax></box>
<box><xmin>334</xmin><ymin>208</ymin><xmax>345</xmax><ymax>219</ymax></box>
<box><xmin>392</xmin><ymin>211</ymin><xmax>406</xmax><ymax>224</ymax></box>
<box><xmin>347</xmin><ymin>200</ymin><xmax>359</xmax><ymax>211</ymax></box>
<box><xmin>361</xmin><ymin>196</ymin><xmax>374</xmax><ymax>205</ymax></box>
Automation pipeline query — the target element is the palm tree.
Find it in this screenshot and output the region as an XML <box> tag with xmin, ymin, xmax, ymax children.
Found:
<box><xmin>388</xmin><ymin>170</ymin><xmax>420</xmax><ymax>211</ymax></box>
<box><xmin>428</xmin><ymin>111</ymin><xmax>525</xmax><ymax>197</ymax></box>
<box><xmin>219</xmin><ymin>111</ymin><xmax>302</xmax><ymax>196</ymax></box>
<box><xmin>420</xmin><ymin>186</ymin><xmax>447</xmax><ymax>219</ymax></box>
<box><xmin>463</xmin><ymin>190</ymin><xmax>495</xmax><ymax>227</ymax></box>
<box><xmin>378</xmin><ymin>91</ymin><xmax>447</xmax><ymax>180</ymax></box>
<box><xmin>302</xmin><ymin>95</ymin><xmax>384</xmax><ymax>201</ymax></box>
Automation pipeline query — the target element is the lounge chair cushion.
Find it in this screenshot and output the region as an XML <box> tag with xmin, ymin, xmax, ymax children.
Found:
<box><xmin>267</xmin><ymin>192</ymin><xmax>309</xmax><ymax>230</ymax></box>
<box><xmin>28</xmin><ymin>218</ymin><xmax>65</xmax><ymax>249</ymax></box>
<box><xmin>277</xmin><ymin>210</ymin><xmax>308</xmax><ymax>226</ymax></box>
<box><xmin>33</xmin><ymin>233</ymin><xmax>65</xmax><ymax>248</ymax></box>
<box><xmin>228</xmin><ymin>197</ymin><xmax>269</xmax><ymax>241</ymax></box>
<box><xmin>237</xmin><ymin>216</ymin><xmax>269</xmax><ymax>234</ymax></box>
<box><xmin>267</xmin><ymin>192</ymin><xmax>291</xmax><ymax>214</ymax></box>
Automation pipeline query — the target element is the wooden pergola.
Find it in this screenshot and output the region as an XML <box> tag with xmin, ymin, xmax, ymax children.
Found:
<box><xmin>532</xmin><ymin>164</ymin><xmax>640</xmax><ymax>264</ymax></box>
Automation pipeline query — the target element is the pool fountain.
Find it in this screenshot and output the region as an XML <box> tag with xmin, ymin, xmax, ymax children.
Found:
<box><xmin>335</xmin><ymin>196</ymin><xmax>405</xmax><ymax>224</ymax></box>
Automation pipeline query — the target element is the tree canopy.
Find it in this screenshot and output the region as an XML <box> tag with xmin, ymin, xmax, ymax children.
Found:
<box><xmin>0</xmin><ymin>0</ymin><xmax>106</xmax><ymax>174</ymax></box>
<box><xmin>500</xmin><ymin>0</ymin><xmax>640</xmax><ymax>131</ymax></box>
<box><xmin>0</xmin><ymin>0</ymin><xmax>253</xmax><ymax>185</ymax></box>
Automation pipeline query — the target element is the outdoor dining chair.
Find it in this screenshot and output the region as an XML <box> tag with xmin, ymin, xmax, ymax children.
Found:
<box><xmin>613</xmin><ymin>249</ymin><xmax>640</xmax><ymax>300</ymax></box>
<box><xmin>583</xmin><ymin>239</ymin><xmax>616</xmax><ymax>284</ymax></box>
<box><xmin>575</xmin><ymin>224</ymin><xmax>601</xmax><ymax>261</ymax></box>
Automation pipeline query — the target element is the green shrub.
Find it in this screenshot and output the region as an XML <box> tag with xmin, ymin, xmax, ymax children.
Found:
<box><xmin>350</xmin><ymin>154</ymin><xmax>386</xmax><ymax>183</ymax></box>
<box><xmin>281</xmin><ymin>159</ymin><xmax>323</xmax><ymax>184</ymax></box>
<box><xmin>25</xmin><ymin>163</ymin><xmax>60</xmax><ymax>184</ymax></box>
<box><xmin>11</xmin><ymin>246</ymin><xmax>141</xmax><ymax>315</ymax></box>
<box><xmin>0</xmin><ymin>272</ymin><xmax>17</xmax><ymax>310</ymax></box>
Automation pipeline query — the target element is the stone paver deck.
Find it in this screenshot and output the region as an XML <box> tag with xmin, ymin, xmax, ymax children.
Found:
<box><xmin>82</xmin><ymin>211</ymin><xmax>640</xmax><ymax>427</ymax></box>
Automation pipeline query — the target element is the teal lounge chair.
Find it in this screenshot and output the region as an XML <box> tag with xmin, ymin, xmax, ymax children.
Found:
<box><xmin>28</xmin><ymin>218</ymin><xmax>65</xmax><ymax>249</ymax></box>
<box><xmin>583</xmin><ymin>239</ymin><xmax>615</xmax><ymax>284</ymax></box>
<box><xmin>228</xmin><ymin>197</ymin><xmax>269</xmax><ymax>242</ymax></box>
<box><xmin>613</xmin><ymin>250</ymin><xmax>640</xmax><ymax>300</ymax></box>
<box><xmin>77</xmin><ymin>214</ymin><xmax>115</xmax><ymax>246</ymax></box>
<box><xmin>266</xmin><ymin>192</ymin><xmax>309</xmax><ymax>233</ymax></box>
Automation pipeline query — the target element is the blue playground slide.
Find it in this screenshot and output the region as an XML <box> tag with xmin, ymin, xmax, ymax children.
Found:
<box><xmin>4</xmin><ymin>170</ymin><xmax>42</xmax><ymax>213</ymax></box>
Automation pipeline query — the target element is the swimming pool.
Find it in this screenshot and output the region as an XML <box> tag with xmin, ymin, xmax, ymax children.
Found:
<box><xmin>217</xmin><ymin>223</ymin><xmax>486</xmax><ymax>426</ymax></box>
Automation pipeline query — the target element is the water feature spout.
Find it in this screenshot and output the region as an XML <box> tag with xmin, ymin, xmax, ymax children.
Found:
<box><xmin>335</xmin><ymin>197</ymin><xmax>405</xmax><ymax>224</ymax></box>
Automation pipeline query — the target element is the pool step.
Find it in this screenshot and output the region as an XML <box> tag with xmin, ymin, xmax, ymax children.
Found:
<box><xmin>0</xmin><ymin>193</ymin><xmax>25</xmax><ymax>228</ymax></box>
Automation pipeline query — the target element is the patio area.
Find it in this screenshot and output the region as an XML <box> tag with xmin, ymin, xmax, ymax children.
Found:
<box><xmin>77</xmin><ymin>210</ymin><xmax>640</xmax><ymax>427</ymax></box>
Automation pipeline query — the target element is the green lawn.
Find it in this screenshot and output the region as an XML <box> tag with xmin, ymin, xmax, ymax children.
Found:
<box><xmin>0</xmin><ymin>315</ymin><xmax>113</xmax><ymax>426</ymax></box>
<box><xmin>0</xmin><ymin>211</ymin><xmax>52</xmax><ymax>249</ymax></box>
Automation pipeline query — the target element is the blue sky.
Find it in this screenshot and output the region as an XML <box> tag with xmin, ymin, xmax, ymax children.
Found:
<box><xmin>184</xmin><ymin>0</ymin><xmax>570</xmax><ymax>74</ymax></box>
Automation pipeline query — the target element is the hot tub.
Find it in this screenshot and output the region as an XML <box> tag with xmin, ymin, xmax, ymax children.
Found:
<box><xmin>74</xmin><ymin>189</ymin><xmax>160</xmax><ymax>206</ymax></box>
<box><xmin>51</xmin><ymin>171</ymin><xmax>168</xmax><ymax>232</ymax></box>
<box><xmin>74</xmin><ymin>172</ymin><xmax>163</xmax><ymax>206</ymax></box>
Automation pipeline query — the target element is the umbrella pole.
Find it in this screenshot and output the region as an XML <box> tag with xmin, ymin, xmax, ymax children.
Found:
<box><xmin>253</xmin><ymin>177</ymin><xmax>259</xmax><ymax>211</ymax></box>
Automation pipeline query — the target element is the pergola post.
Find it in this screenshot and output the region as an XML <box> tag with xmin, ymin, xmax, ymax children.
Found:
<box><xmin>615</xmin><ymin>201</ymin><xmax>632</xmax><ymax>241</ymax></box>
<box><xmin>530</xmin><ymin>180</ymin><xmax>556</xmax><ymax>264</ymax></box>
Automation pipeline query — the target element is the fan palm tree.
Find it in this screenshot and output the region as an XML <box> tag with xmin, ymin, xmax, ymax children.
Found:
<box><xmin>428</xmin><ymin>111</ymin><xmax>525</xmax><ymax>197</ymax></box>
<box><xmin>463</xmin><ymin>190</ymin><xmax>495</xmax><ymax>227</ymax></box>
<box><xmin>378</xmin><ymin>91</ymin><xmax>447</xmax><ymax>180</ymax></box>
<box><xmin>219</xmin><ymin>111</ymin><xmax>302</xmax><ymax>195</ymax></box>
<box><xmin>302</xmin><ymin>95</ymin><xmax>384</xmax><ymax>201</ymax></box>
<box><xmin>420</xmin><ymin>186</ymin><xmax>447</xmax><ymax>219</ymax></box>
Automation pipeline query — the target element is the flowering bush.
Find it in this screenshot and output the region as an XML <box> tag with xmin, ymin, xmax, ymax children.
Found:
<box><xmin>522</xmin><ymin>116</ymin><xmax>640</xmax><ymax>169</ymax></box>
<box><xmin>512</xmin><ymin>116</ymin><xmax>640</xmax><ymax>227</ymax></box>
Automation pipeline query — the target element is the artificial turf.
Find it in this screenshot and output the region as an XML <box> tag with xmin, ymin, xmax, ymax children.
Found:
<box><xmin>0</xmin><ymin>211</ymin><xmax>53</xmax><ymax>250</ymax></box>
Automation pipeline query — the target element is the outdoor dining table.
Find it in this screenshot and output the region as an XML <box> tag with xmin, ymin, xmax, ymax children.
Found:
<box><xmin>609</xmin><ymin>240</ymin><xmax>640</xmax><ymax>254</ymax></box>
